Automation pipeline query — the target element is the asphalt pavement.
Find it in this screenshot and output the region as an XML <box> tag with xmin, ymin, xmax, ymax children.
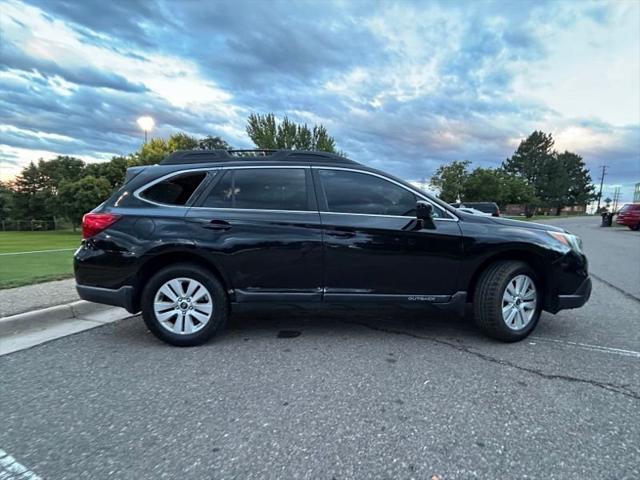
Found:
<box><xmin>1</xmin><ymin>216</ymin><xmax>638</xmax><ymax>479</ymax></box>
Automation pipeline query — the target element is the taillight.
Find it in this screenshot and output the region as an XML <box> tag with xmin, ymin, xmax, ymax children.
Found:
<box><xmin>82</xmin><ymin>213</ymin><xmax>121</xmax><ymax>239</ymax></box>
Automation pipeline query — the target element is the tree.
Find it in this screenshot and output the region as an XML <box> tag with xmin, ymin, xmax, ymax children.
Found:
<box><xmin>503</xmin><ymin>131</ymin><xmax>596</xmax><ymax>215</ymax></box>
<box><xmin>503</xmin><ymin>131</ymin><xmax>554</xmax><ymax>215</ymax></box>
<box><xmin>0</xmin><ymin>181</ymin><xmax>13</xmax><ymax>221</ymax></box>
<box><xmin>557</xmin><ymin>151</ymin><xmax>596</xmax><ymax>209</ymax></box>
<box><xmin>276</xmin><ymin>116</ymin><xmax>298</xmax><ymax>149</ymax></box>
<box><xmin>167</xmin><ymin>133</ymin><xmax>199</xmax><ymax>152</ymax></box>
<box><xmin>37</xmin><ymin>156</ymin><xmax>85</xmax><ymax>191</ymax></box>
<box><xmin>430</xmin><ymin>160</ymin><xmax>471</xmax><ymax>203</ymax></box>
<box><xmin>503</xmin><ymin>130</ymin><xmax>555</xmax><ymax>185</ymax></box>
<box><xmin>11</xmin><ymin>161</ymin><xmax>51</xmax><ymax>220</ymax></box>
<box><xmin>246</xmin><ymin>113</ymin><xmax>340</xmax><ymax>153</ymax></box>
<box><xmin>198</xmin><ymin>136</ymin><xmax>232</xmax><ymax>150</ymax></box>
<box><xmin>246</xmin><ymin>113</ymin><xmax>278</xmax><ymax>149</ymax></box>
<box><xmin>57</xmin><ymin>176</ymin><xmax>112</xmax><ymax>228</ymax></box>
<box><xmin>462</xmin><ymin>168</ymin><xmax>534</xmax><ymax>208</ymax></box>
<box><xmin>312</xmin><ymin>124</ymin><xmax>336</xmax><ymax>152</ymax></box>
<box><xmin>85</xmin><ymin>156</ymin><xmax>130</xmax><ymax>190</ymax></box>
<box><xmin>135</xmin><ymin>133</ymin><xmax>199</xmax><ymax>165</ymax></box>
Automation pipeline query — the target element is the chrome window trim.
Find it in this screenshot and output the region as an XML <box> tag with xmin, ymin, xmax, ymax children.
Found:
<box><xmin>312</xmin><ymin>166</ymin><xmax>458</xmax><ymax>221</ymax></box>
<box><xmin>133</xmin><ymin>164</ymin><xmax>458</xmax><ymax>221</ymax></box>
<box><xmin>189</xmin><ymin>206</ymin><xmax>317</xmax><ymax>214</ymax></box>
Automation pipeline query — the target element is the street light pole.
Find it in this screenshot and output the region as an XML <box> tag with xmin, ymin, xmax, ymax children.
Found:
<box><xmin>137</xmin><ymin>116</ymin><xmax>155</xmax><ymax>145</ymax></box>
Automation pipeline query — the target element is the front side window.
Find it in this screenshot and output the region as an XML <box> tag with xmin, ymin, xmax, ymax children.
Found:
<box><xmin>140</xmin><ymin>171</ymin><xmax>207</xmax><ymax>206</ymax></box>
<box><xmin>202</xmin><ymin>168</ymin><xmax>309</xmax><ymax>211</ymax></box>
<box><xmin>319</xmin><ymin>169</ymin><xmax>421</xmax><ymax>216</ymax></box>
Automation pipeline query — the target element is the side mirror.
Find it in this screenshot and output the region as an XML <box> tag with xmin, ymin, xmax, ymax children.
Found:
<box><xmin>415</xmin><ymin>201</ymin><xmax>436</xmax><ymax>230</ymax></box>
<box><xmin>416</xmin><ymin>201</ymin><xmax>432</xmax><ymax>220</ymax></box>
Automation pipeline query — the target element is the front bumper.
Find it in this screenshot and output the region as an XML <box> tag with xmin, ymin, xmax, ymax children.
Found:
<box><xmin>76</xmin><ymin>284</ymin><xmax>137</xmax><ymax>314</ymax></box>
<box><xmin>554</xmin><ymin>276</ymin><xmax>592</xmax><ymax>311</ymax></box>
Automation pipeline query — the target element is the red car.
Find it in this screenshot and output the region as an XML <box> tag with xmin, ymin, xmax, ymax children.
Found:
<box><xmin>616</xmin><ymin>203</ymin><xmax>640</xmax><ymax>230</ymax></box>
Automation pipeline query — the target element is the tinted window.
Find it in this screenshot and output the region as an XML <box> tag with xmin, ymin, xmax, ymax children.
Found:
<box><xmin>141</xmin><ymin>171</ymin><xmax>207</xmax><ymax>205</ymax></box>
<box><xmin>203</xmin><ymin>168</ymin><xmax>308</xmax><ymax>211</ymax></box>
<box><xmin>319</xmin><ymin>169</ymin><xmax>422</xmax><ymax>216</ymax></box>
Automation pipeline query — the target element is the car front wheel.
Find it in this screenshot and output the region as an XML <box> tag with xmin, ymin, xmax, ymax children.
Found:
<box><xmin>141</xmin><ymin>264</ymin><xmax>228</xmax><ymax>346</ymax></box>
<box><xmin>473</xmin><ymin>260</ymin><xmax>541</xmax><ymax>342</ymax></box>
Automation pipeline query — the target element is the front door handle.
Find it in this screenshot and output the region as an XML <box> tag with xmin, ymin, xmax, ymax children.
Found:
<box><xmin>203</xmin><ymin>219</ymin><xmax>231</xmax><ymax>231</ymax></box>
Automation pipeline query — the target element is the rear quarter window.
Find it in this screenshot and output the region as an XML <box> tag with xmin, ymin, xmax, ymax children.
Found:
<box><xmin>140</xmin><ymin>171</ymin><xmax>207</xmax><ymax>206</ymax></box>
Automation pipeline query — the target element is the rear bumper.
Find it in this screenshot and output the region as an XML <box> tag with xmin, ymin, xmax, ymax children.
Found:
<box><xmin>76</xmin><ymin>284</ymin><xmax>137</xmax><ymax>314</ymax></box>
<box><xmin>555</xmin><ymin>276</ymin><xmax>592</xmax><ymax>311</ymax></box>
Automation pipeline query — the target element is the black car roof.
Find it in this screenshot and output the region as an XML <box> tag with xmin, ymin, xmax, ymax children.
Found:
<box><xmin>159</xmin><ymin>149</ymin><xmax>359</xmax><ymax>166</ymax></box>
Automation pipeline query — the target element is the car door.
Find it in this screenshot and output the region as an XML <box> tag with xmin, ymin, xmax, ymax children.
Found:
<box><xmin>186</xmin><ymin>166</ymin><xmax>323</xmax><ymax>301</ymax></box>
<box><xmin>313</xmin><ymin>167</ymin><xmax>463</xmax><ymax>302</ymax></box>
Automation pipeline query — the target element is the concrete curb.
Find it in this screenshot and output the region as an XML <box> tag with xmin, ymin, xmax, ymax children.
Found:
<box><xmin>0</xmin><ymin>301</ymin><xmax>135</xmax><ymax>355</ymax></box>
<box><xmin>0</xmin><ymin>301</ymin><xmax>107</xmax><ymax>335</ymax></box>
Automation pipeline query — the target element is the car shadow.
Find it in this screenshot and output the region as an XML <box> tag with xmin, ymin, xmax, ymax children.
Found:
<box><xmin>110</xmin><ymin>303</ymin><xmax>489</xmax><ymax>347</ymax></box>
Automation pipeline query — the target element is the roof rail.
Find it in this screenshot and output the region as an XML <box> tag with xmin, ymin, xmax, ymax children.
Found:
<box><xmin>159</xmin><ymin>149</ymin><xmax>355</xmax><ymax>165</ymax></box>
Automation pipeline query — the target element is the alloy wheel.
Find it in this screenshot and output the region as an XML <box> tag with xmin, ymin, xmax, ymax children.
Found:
<box><xmin>501</xmin><ymin>274</ymin><xmax>537</xmax><ymax>330</ymax></box>
<box><xmin>153</xmin><ymin>277</ymin><xmax>213</xmax><ymax>335</ymax></box>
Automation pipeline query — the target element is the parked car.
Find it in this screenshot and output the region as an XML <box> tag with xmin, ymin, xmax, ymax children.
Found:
<box><xmin>460</xmin><ymin>202</ymin><xmax>501</xmax><ymax>217</ymax></box>
<box><xmin>457</xmin><ymin>207</ymin><xmax>492</xmax><ymax>216</ymax></box>
<box><xmin>616</xmin><ymin>203</ymin><xmax>640</xmax><ymax>230</ymax></box>
<box><xmin>75</xmin><ymin>149</ymin><xmax>591</xmax><ymax>346</ymax></box>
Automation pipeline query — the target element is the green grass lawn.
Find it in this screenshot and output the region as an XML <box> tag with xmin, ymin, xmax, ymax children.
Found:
<box><xmin>0</xmin><ymin>231</ymin><xmax>81</xmax><ymax>289</ymax></box>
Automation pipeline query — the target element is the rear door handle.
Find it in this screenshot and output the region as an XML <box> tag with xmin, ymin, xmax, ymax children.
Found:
<box><xmin>203</xmin><ymin>219</ymin><xmax>231</xmax><ymax>231</ymax></box>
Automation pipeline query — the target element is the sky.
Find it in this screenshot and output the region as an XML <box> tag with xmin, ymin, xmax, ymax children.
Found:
<box><xmin>1</xmin><ymin>0</ymin><xmax>639</xmax><ymax>201</ymax></box>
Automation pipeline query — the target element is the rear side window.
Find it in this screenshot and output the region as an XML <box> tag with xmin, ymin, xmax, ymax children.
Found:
<box><xmin>140</xmin><ymin>171</ymin><xmax>207</xmax><ymax>206</ymax></box>
<box><xmin>318</xmin><ymin>169</ymin><xmax>420</xmax><ymax>217</ymax></box>
<box><xmin>202</xmin><ymin>168</ymin><xmax>309</xmax><ymax>211</ymax></box>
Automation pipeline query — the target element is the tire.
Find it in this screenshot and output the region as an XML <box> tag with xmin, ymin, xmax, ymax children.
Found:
<box><xmin>473</xmin><ymin>260</ymin><xmax>542</xmax><ymax>342</ymax></box>
<box><xmin>141</xmin><ymin>263</ymin><xmax>228</xmax><ymax>346</ymax></box>
<box><xmin>629</xmin><ymin>225</ymin><xmax>639</xmax><ymax>231</ymax></box>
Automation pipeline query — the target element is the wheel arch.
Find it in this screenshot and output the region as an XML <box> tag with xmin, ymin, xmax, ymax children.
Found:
<box><xmin>132</xmin><ymin>250</ymin><xmax>230</xmax><ymax>312</ymax></box>
<box><xmin>466</xmin><ymin>248</ymin><xmax>551</xmax><ymax>304</ymax></box>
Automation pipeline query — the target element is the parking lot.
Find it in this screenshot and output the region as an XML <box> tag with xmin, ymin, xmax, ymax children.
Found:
<box><xmin>1</xmin><ymin>216</ymin><xmax>639</xmax><ymax>479</ymax></box>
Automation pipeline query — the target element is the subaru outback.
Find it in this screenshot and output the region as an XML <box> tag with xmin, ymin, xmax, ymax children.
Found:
<box><xmin>74</xmin><ymin>149</ymin><xmax>591</xmax><ymax>346</ymax></box>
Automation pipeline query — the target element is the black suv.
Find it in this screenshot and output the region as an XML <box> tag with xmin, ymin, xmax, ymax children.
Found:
<box><xmin>75</xmin><ymin>149</ymin><xmax>591</xmax><ymax>345</ymax></box>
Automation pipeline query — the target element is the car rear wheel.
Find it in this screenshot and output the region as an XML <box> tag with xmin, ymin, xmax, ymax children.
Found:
<box><xmin>629</xmin><ymin>224</ymin><xmax>639</xmax><ymax>231</ymax></box>
<box><xmin>141</xmin><ymin>264</ymin><xmax>228</xmax><ymax>346</ymax></box>
<box><xmin>473</xmin><ymin>260</ymin><xmax>541</xmax><ymax>342</ymax></box>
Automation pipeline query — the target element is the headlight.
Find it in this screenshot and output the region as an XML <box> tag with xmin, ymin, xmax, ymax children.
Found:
<box><xmin>547</xmin><ymin>231</ymin><xmax>583</xmax><ymax>252</ymax></box>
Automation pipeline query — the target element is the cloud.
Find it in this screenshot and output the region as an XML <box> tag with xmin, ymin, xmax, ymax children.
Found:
<box><xmin>0</xmin><ymin>41</ymin><xmax>147</xmax><ymax>92</ymax></box>
<box><xmin>2</xmin><ymin>0</ymin><xmax>639</xmax><ymax>201</ymax></box>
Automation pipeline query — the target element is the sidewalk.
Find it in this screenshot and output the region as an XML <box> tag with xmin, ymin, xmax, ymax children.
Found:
<box><xmin>0</xmin><ymin>278</ymin><xmax>79</xmax><ymax>318</ymax></box>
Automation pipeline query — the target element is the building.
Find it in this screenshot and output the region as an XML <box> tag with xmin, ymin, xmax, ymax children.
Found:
<box><xmin>634</xmin><ymin>183</ymin><xmax>640</xmax><ymax>203</ymax></box>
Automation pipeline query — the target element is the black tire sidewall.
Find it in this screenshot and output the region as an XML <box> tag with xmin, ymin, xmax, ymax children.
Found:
<box><xmin>475</xmin><ymin>261</ymin><xmax>542</xmax><ymax>342</ymax></box>
<box><xmin>141</xmin><ymin>264</ymin><xmax>228</xmax><ymax>346</ymax></box>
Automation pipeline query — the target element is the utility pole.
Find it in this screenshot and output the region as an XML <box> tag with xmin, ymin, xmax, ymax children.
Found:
<box><xmin>612</xmin><ymin>186</ymin><xmax>621</xmax><ymax>212</ymax></box>
<box><xmin>596</xmin><ymin>165</ymin><xmax>607</xmax><ymax>211</ymax></box>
